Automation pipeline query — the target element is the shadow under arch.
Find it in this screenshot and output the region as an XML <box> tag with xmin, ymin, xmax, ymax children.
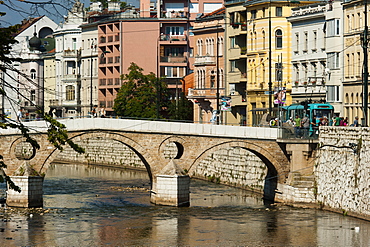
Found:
<box><xmin>187</xmin><ymin>141</ymin><xmax>286</xmax><ymax>203</ymax></box>
<box><xmin>40</xmin><ymin>131</ymin><xmax>155</xmax><ymax>186</ymax></box>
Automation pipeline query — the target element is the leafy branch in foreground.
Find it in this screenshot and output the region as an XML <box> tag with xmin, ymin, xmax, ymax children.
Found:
<box><xmin>43</xmin><ymin>113</ymin><xmax>85</xmax><ymax>154</ymax></box>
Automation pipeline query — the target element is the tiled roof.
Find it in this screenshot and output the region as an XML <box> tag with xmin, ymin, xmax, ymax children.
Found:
<box><xmin>15</xmin><ymin>16</ymin><xmax>43</xmax><ymax>36</ymax></box>
<box><xmin>200</xmin><ymin>7</ymin><xmax>225</xmax><ymax>19</ymax></box>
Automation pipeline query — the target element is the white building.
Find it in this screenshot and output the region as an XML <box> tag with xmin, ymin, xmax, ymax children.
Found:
<box><xmin>53</xmin><ymin>0</ymin><xmax>86</xmax><ymax>118</ymax></box>
<box><xmin>288</xmin><ymin>0</ymin><xmax>343</xmax><ymax>115</ymax></box>
<box><xmin>288</xmin><ymin>2</ymin><xmax>328</xmax><ymax>104</ymax></box>
<box><xmin>2</xmin><ymin>16</ymin><xmax>57</xmax><ymax>120</ymax></box>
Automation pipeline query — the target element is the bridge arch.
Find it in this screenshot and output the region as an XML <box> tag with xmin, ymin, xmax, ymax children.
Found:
<box><xmin>188</xmin><ymin>140</ymin><xmax>288</xmax><ymax>180</ymax></box>
<box><xmin>40</xmin><ymin>131</ymin><xmax>156</xmax><ymax>183</ymax></box>
<box><xmin>187</xmin><ymin>140</ymin><xmax>289</xmax><ymax>200</ymax></box>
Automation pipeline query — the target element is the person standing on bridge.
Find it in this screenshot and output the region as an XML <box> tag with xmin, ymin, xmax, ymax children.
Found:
<box><xmin>294</xmin><ymin>115</ymin><xmax>301</xmax><ymax>137</ymax></box>
<box><xmin>100</xmin><ymin>107</ymin><xmax>106</xmax><ymax>118</ymax></box>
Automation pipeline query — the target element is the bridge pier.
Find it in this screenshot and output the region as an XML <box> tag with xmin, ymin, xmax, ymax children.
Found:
<box><xmin>150</xmin><ymin>160</ymin><xmax>190</xmax><ymax>207</ymax></box>
<box><xmin>6</xmin><ymin>176</ymin><xmax>44</xmax><ymax>208</ymax></box>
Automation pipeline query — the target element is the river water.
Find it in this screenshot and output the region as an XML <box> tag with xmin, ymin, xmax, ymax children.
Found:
<box><xmin>0</xmin><ymin>164</ymin><xmax>370</xmax><ymax>246</ymax></box>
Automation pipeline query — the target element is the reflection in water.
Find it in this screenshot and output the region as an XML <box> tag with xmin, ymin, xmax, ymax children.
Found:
<box><xmin>0</xmin><ymin>163</ymin><xmax>369</xmax><ymax>246</ymax></box>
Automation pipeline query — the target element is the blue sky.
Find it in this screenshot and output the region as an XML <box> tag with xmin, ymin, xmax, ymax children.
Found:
<box><xmin>0</xmin><ymin>0</ymin><xmax>139</xmax><ymax>27</ymax></box>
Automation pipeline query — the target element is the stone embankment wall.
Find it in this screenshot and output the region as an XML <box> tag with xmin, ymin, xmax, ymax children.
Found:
<box><xmin>316</xmin><ymin>127</ymin><xmax>370</xmax><ymax>219</ymax></box>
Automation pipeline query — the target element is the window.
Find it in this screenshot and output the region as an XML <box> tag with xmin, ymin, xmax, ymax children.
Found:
<box><xmin>276</xmin><ymin>7</ymin><xmax>282</xmax><ymax>17</ymax></box>
<box><xmin>262</xmin><ymin>31</ymin><xmax>266</xmax><ymax>50</ymax></box>
<box><xmin>327</xmin><ymin>52</ymin><xmax>339</xmax><ymax>69</ymax></box>
<box><xmin>218</xmin><ymin>36</ymin><xmax>223</xmax><ymax>56</ymax></box>
<box><xmin>30</xmin><ymin>90</ymin><xmax>36</xmax><ymax>102</ymax></box>
<box><xmin>230</xmin><ymin>60</ymin><xmax>236</xmax><ymax>72</ymax></box>
<box><xmin>275</xmin><ymin>63</ymin><xmax>283</xmax><ymax>81</ymax></box>
<box><xmin>327</xmin><ymin>86</ymin><xmax>340</xmax><ymax>102</ymax></box>
<box><xmin>165</xmin><ymin>26</ymin><xmax>184</xmax><ymax>36</ymax></box>
<box><xmin>275</xmin><ymin>29</ymin><xmax>282</xmax><ymax>49</ymax></box>
<box><xmin>197</xmin><ymin>39</ymin><xmax>203</xmax><ymax>56</ymax></box>
<box><xmin>295</xmin><ymin>33</ymin><xmax>299</xmax><ymax>51</ymax></box>
<box><xmin>313</xmin><ymin>30</ymin><xmax>317</xmax><ymax>50</ymax></box>
<box><xmin>327</xmin><ymin>19</ymin><xmax>340</xmax><ymax>37</ymax></box>
<box><xmin>163</xmin><ymin>66</ymin><xmax>186</xmax><ymax>78</ymax></box>
<box><xmin>72</xmin><ymin>38</ymin><xmax>77</xmax><ymax>50</ymax></box>
<box><xmin>304</xmin><ymin>32</ymin><xmax>308</xmax><ymax>51</ymax></box>
<box><xmin>210</xmin><ymin>72</ymin><xmax>215</xmax><ymax>88</ymax></box>
<box><xmin>30</xmin><ymin>69</ymin><xmax>36</xmax><ymax>79</ymax></box>
<box><xmin>66</xmin><ymin>85</ymin><xmax>75</xmax><ymax>101</ymax></box>
<box><xmin>230</xmin><ymin>37</ymin><xmax>235</xmax><ymax>48</ymax></box>
<box><xmin>251</xmin><ymin>10</ymin><xmax>257</xmax><ymax>19</ymax></box>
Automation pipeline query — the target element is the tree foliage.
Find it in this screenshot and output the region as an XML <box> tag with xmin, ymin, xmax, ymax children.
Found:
<box><xmin>113</xmin><ymin>63</ymin><xmax>168</xmax><ymax>119</ymax></box>
<box><xmin>167</xmin><ymin>93</ymin><xmax>193</xmax><ymax>121</ymax></box>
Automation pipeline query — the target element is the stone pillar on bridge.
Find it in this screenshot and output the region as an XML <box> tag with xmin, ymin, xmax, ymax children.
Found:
<box><xmin>6</xmin><ymin>162</ymin><xmax>44</xmax><ymax>208</ymax></box>
<box><xmin>6</xmin><ymin>176</ymin><xmax>44</xmax><ymax>208</ymax></box>
<box><xmin>150</xmin><ymin>160</ymin><xmax>190</xmax><ymax>207</ymax></box>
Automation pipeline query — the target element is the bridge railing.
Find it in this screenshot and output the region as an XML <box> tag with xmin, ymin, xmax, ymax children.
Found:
<box><xmin>278</xmin><ymin>126</ymin><xmax>319</xmax><ymax>140</ymax></box>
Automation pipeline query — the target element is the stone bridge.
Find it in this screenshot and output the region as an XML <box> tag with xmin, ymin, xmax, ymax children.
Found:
<box><xmin>0</xmin><ymin>118</ymin><xmax>318</xmax><ymax>207</ymax></box>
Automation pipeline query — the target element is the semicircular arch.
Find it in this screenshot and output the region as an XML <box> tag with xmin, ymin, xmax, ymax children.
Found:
<box><xmin>188</xmin><ymin>140</ymin><xmax>289</xmax><ymax>183</ymax></box>
<box><xmin>40</xmin><ymin>131</ymin><xmax>156</xmax><ymax>183</ymax></box>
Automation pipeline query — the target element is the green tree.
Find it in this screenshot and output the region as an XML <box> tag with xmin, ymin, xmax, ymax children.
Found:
<box><xmin>167</xmin><ymin>92</ymin><xmax>193</xmax><ymax>121</ymax></box>
<box><xmin>113</xmin><ymin>63</ymin><xmax>167</xmax><ymax>119</ymax></box>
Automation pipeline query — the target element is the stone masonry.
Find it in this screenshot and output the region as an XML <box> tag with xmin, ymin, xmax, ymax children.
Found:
<box><xmin>316</xmin><ymin>126</ymin><xmax>370</xmax><ymax>219</ymax></box>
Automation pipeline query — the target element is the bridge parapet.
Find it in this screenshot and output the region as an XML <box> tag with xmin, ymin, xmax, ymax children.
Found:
<box><xmin>0</xmin><ymin>118</ymin><xmax>279</xmax><ymax>140</ymax></box>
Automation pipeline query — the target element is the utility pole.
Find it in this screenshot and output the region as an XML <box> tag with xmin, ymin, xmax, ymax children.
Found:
<box><xmin>268</xmin><ymin>0</ymin><xmax>273</xmax><ymax>116</ymax></box>
<box><xmin>216</xmin><ymin>23</ymin><xmax>220</xmax><ymax>125</ymax></box>
<box><xmin>363</xmin><ymin>0</ymin><xmax>369</xmax><ymax>127</ymax></box>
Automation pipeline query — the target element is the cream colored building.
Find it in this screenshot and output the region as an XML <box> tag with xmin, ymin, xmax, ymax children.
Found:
<box><xmin>343</xmin><ymin>0</ymin><xmax>367</xmax><ymax>125</ymax></box>
<box><xmin>225</xmin><ymin>0</ymin><xmax>316</xmax><ymax>126</ymax></box>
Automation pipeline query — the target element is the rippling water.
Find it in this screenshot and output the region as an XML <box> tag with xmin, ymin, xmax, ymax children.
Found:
<box><xmin>0</xmin><ymin>163</ymin><xmax>370</xmax><ymax>246</ymax></box>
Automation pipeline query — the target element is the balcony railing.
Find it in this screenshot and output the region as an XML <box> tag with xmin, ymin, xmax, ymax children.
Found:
<box><xmin>159</xmin><ymin>34</ymin><xmax>187</xmax><ymax>42</ymax></box>
<box><xmin>194</xmin><ymin>56</ymin><xmax>215</xmax><ymax>65</ymax></box>
<box><xmin>160</xmin><ymin>56</ymin><xmax>187</xmax><ymax>63</ymax></box>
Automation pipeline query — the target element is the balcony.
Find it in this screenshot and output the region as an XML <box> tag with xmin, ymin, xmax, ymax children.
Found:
<box><xmin>159</xmin><ymin>34</ymin><xmax>187</xmax><ymax>43</ymax></box>
<box><xmin>160</xmin><ymin>56</ymin><xmax>187</xmax><ymax>63</ymax></box>
<box><xmin>194</xmin><ymin>56</ymin><xmax>215</xmax><ymax>65</ymax></box>
<box><xmin>63</xmin><ymin>74</ymin><xmax>78</xmax><ymax>80</ymax></box>
<box><xmin>63</xmin><ymin>50</ymin><xmax>78</xmax><ymax>57</ymax></box>
<box><xmin>187</xmin><ymin>88</ymin><xmax>225</xmax><ymax>98</ymax></box>
<box><xmin>162</xmin><ymin>10</ymin><xmax>187</xmax><ymax>18</ymax></box>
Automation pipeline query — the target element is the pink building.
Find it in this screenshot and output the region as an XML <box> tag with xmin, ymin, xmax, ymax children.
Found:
<box><xmin>95</xmin><ymin>0</ymin><xmax>223</xmax><ymax>115</ymax></box>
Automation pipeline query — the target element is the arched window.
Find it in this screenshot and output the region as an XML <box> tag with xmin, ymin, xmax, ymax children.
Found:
<box><xmin>197</xmin><ymin>39</ymin><xmax>203</xmax><ymax>56</ymax></box>
<box><xmin>210</xmin><ymin>70</ymin><xmax>215</xmax><ymax>88</ymax></box>
<box><xmin>219</xmin><ymin>69</ymin><xmax>224</xmax><ymax>88</ymax></box>
<box><xmin>262</xmin><ymin>30</ymin><xmax>266</xmax><ymax>50</ymax></box>
<box><xmin>66</xmin><ymin>85</ymin><xmax>75</xmax><ymax>101</ymax></box>
<box><xmin>218</xmin><ymin>36</ymin><xmax>223</xmax><ymax>56</ymax></box>
<box><xmin>250</xmin><ymin>32</ymin><xmax>254</xmax><ymax>50</ymax></box>
<box><xmin>275</xmin><ymin>29</ymin><xmax>283</xmax><ymax>49</ymax></box>
<box><xmin>30</xmin><ymin>69</ymin><xmax>36</xmax><ymax>79</ymax></box>
<box><xmin>205</xmin><ymin>38</ymin><xmax>210</xmax><ymax>55</ymax></box>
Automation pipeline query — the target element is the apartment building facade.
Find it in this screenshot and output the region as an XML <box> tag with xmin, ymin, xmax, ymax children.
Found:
<box><xmin>188</xmin><ymin>7</ymin><xmax>225</xmax><ymax>123</ymax></box>
<box><xmin>343</xmin><ymin>0</ymin><xmax>367</xmax><ymax>125</ymax></box>
<box><xmin>288</xmin><ymin>2</ymin><xmax>328</xmax><ymax>104</ymax></box>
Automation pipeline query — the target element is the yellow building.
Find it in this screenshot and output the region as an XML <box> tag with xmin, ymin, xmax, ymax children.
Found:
<box><xmin>343</xmin><ymin>0</ymin><xmax>368</xmax><ymax>125</ymax></box>
<box><xmin>225</xmin><ymin>0</ymin><xmax>315</xmax><ymax>126</ymax></box>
